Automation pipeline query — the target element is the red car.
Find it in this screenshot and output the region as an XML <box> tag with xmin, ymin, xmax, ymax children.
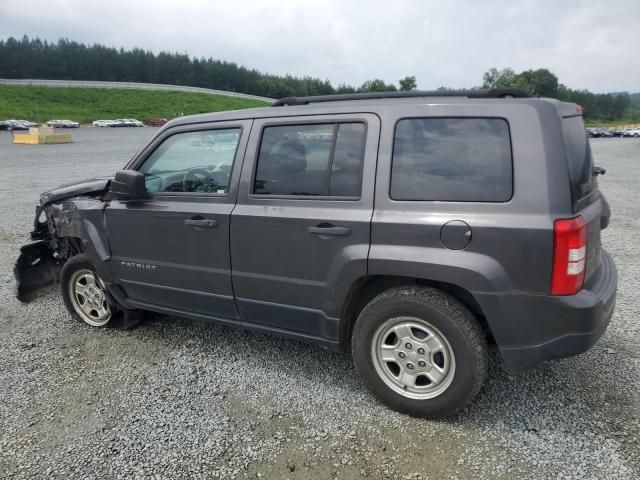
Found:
<box><xmin>144</xmin><ymin>118</ymin><xmax>168</xmax><ymax>127</ymax></box>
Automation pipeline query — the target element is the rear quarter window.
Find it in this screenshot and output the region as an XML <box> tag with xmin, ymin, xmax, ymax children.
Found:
<box><xmin>561</xmin><ymin>116</ymin><xmax>595</xmax><ymax>209</ymax></box>
<box><xmin>390</xmin><ymin>118</ymin><xmax>513</xmax><ymax>202</ymax></box>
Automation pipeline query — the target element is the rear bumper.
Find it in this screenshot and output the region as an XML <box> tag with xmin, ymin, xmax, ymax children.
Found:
<box><xmin>478</xmin><ymin>249</ymin><xmax>617</xmax><ymax>372</ymax></box>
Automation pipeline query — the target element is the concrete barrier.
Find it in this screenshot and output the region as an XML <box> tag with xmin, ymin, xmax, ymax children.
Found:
<box><xmin>12</xmin><ymin>126</ymin><xmax>73</xmax><ymax>145</ymax></box>
<box><xmin>0</xmin><ymin>78</ymin><xmax>273</xmax><ymax>103</ymax></box>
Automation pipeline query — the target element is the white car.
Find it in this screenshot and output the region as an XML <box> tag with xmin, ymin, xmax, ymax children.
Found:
<box><xmin>93</xmin><ymin>120</ymin><xmax>116</xmax><ymax>127</ymax></box>
<box><xmin>47</xmin><ymin>119</ymin><xmax>80</xmax><ymax>128</ymax></box>
<box><xmin>17</xmin><ymin>120</ymin><xmax>38</xmax><ymax>128</ymax></box>
<box><xmin>622</xmin><ymin>128</ymin><xmax>640</xmax><ymax>137</ymax></box>
<box><xmin>116</xmin><ymin>118</ymin><xmax>144</xmax><ymax>127</ymax></box>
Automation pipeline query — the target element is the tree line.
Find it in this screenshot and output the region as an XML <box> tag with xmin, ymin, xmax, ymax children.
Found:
<box><xmin>0</xmin><ymin>36</ymin><xmax>416</xmax><ymax>98</ymax></box>
<box><xmin>1</xmin><ymin>36</ymin><xmax>637</xmax><ymax>121</ymax></box>
<box><xmin>482</xmin><ymin>67</ymin><xmax>638</xmax><ymax>121</ymax></box>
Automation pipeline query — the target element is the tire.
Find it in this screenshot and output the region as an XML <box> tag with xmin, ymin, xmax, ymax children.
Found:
<box><xmin>61</xmin><ymin>254</ymin><xmax>115</xmax><ymax>327</ymax></box>
<box><xmin>351</xmin><ymin>286</ymin><xmax>488</xmax><ymax>418</ymax></box>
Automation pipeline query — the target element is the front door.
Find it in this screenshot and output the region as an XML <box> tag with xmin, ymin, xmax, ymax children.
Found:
<box><xmin>230</xmin><ymin>114</ymin><xmax>380</xmax><ymax>340</ymax></box>
<box><xmin>106</xmin><ymin>120</ymin><xmax>251</xmax><ymax>318</ymax></box>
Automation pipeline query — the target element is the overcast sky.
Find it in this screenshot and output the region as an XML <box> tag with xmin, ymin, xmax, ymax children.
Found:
<box><xmin>1</xmin><ymin>0</ymin><xmax>638</xmax><ymax>93</ymax></box>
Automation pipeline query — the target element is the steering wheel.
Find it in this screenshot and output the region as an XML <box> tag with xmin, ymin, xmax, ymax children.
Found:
<box><xmin>182</xmin><ymin>168</ymin><xmax>211</xmax><ymax>192</ymax></box>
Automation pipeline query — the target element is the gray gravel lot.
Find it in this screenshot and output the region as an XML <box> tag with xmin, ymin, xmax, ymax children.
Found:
<box><xmin>0</xmin><ymin>129</ymin><xmax>639</xmax><ymax>479</ymax></box>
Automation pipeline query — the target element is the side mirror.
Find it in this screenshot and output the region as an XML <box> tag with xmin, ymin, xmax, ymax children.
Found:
<box><xmin>111</xmin><ymin>170</ymin><xmax>146</xmax><ymax>200</ymax></box>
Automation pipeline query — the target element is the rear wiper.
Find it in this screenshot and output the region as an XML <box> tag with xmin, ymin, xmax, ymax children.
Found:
<box><xmin>593</xmin><ymin>166</ymin><xmax>606</xmax><ymax>176</ymax></box>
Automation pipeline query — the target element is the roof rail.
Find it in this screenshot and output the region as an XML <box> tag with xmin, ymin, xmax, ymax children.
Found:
<box><xmin>272</xmin><ymin>88</ymin><xmax>532</xmax><ymax>106</ymax></box>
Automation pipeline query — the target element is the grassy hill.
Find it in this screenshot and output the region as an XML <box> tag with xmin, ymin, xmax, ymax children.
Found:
<box><xmin>0</xmin><ymin>86</ymin><xmax>270</xmax><ymax>123</ymax></box>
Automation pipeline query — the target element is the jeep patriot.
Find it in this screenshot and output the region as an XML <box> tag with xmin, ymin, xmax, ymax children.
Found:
<box><xmin>15</xmin><ymin>89</ymin><xmax>617</xmax><ymax>417</ymax></box>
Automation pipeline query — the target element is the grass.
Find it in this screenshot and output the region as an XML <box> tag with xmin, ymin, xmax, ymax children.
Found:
<box><xmin>584</xmin><ymin>119</ymin><xmax>640</xmax><ymax>128</ymax></box>
<box><xmin>0</xmin><ymin>86</ymin><xmax>270</xmax><ymax>123</ymax></box>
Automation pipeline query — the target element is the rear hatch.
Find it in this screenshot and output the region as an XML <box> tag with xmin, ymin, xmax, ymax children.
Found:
<box><xmin>559</xmin><ymin>107</ymin><xmax>605</xmax><ymax>284</ymax></box>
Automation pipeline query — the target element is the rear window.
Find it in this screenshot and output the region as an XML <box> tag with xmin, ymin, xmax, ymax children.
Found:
<box><xmin>390</xmin><ymin>118</ymin><xmax>513</xmax><ymax>202</ymax></box>
<box><xmin>561</xmin><ymin>116</ymin><xmax>595</xmax><ymax>209</ymax></box>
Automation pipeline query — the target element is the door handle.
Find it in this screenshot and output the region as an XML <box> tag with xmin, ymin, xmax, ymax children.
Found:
<box><xmin>185</xmin><ymin>218</ymin><xmax>218</xmax><ymax>228</ymax></box>
<box><xmin>308</xmin><ymin>224</ymin><xmax>352</xmax><ymax>237</ymax></box>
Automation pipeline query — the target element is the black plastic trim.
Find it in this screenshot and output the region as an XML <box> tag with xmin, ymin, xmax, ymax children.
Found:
<box><xmin>272</xmin><ymin>89</ymin><xmax>532</xmax><ymax>106</ymax></box>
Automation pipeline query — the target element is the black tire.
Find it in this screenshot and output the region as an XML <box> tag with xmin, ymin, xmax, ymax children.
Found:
<box><xmin>61</xmin><ymin>254</ymin><xmax>115</xmax><ymax>327</ymax></box>
<box><xmin>351</xmin><ymin>286</ymin><xmax>488</xmax><ymax>418</ymax></box>
<box><xmin>59</xmin><ymin>253</ymin><xmax>147</xmax><ymax>330</ymax></box>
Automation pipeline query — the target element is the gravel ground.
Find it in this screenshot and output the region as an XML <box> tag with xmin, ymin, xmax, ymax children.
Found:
<box><xmin>0</xmin><ymin>129</ymin><xmax>638</xmax><ymax>479</ymax></box>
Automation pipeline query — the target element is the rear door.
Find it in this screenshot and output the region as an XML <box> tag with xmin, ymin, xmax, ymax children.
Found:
<box><xmin>230</xmin><ymin>114</ymin><xmax>380</xmax><ymax>340</ymax></box>
<box><xmin>106</xmin><ymin>121</ymin><xmax>251</xmax><ymax>318</ymax></box>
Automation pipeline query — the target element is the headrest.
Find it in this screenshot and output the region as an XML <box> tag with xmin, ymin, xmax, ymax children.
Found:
<box><xmin>277</xmin><ymin>140</ymin><xmax>307</xmax><ymax>174</ymax></box>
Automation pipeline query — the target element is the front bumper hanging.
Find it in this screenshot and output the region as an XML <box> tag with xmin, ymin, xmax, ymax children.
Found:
<box><xmin>14</xmin><ymin>241</ymin><xmax>62</xmax><ymax>302</ymax></box>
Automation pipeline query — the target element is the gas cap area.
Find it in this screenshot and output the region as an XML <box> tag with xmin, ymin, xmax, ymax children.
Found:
<box><xmin>440</xmin><ymin>220</ymin><xmax>472</xmax><ymax>250</ymax></box>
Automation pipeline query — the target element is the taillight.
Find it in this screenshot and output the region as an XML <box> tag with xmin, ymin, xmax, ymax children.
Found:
<box><xmin>551</xmin><ymin>216</ymin><xmax>587</xmax><ymax>295</ymax></box>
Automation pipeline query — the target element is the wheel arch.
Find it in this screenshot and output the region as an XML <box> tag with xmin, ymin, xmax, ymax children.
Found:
<box><xmin>339</xmin><ymin>275</ymin><xmax>493</xmax><ymax>350</ymax></box>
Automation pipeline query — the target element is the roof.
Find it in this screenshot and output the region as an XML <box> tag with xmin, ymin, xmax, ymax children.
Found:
<box><xmin>166</xmin><ymin>89</ymin><xmax>571</xmax><ymax>128</ymax></box>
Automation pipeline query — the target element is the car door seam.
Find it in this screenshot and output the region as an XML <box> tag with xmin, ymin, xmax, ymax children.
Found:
<box><xmin>229</xmin><ymin>118</ymin><xmax>255</xmax><ymax>317</ymax></box>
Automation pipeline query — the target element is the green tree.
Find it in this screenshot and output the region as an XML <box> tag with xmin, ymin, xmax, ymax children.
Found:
<box><xmin>482</xmin><ymin>67</ymin><xmax>517</xmax><ymax>88</ymax></box>
<box><xmin>399</xmin><ymin>75</ymin><xmax>417</xmax><ymax>91</ymax></box>
<box><xmin>515</xmin><ymin>68</ymin><xmax>559</xmax><ymax>96</ymax></box>
<box><xmin>335</xmin><ymin>83</ymin><xmax>356</xmax><ymax>94</ymax></box>
<box><xmin>358</xmin><ymin>79</ymin><xmax>397</xmax><ymax>93</ymax></box>
<box><xmin>482</xmin><ymin>67</ymin><xmax>559</xmax><ymax>97</ymax></box>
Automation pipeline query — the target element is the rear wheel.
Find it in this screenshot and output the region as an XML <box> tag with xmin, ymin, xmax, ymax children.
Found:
<box><xmin>351</xmin><ymin>286</ymin><xmax>488</xmax><ymax>418</ymax></box>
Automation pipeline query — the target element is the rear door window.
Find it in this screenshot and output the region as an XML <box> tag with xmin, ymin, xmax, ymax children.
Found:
<box><xmin>254</xmin><ymin>123</ymin><xmax>366</xmax><ymax>197</ymax></box>
<box><xmin>390</xmin><ymin>118</ymin><xmax>513</xmax><ymax>202</ymax></box>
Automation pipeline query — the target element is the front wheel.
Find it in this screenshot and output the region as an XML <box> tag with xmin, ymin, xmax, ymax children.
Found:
<box><xmin>351</xmin><ymin>286</ymin><xmax>488</xmax><ymax>418</ymax></box>
<box><xmin>61</xmin><ymin>254</ymin><xmax>113</xmax><ymax>327</ymax></box>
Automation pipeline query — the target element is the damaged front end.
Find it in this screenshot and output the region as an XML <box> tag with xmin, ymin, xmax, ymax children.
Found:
<box><xmin>14</xmin><ymin>178</ymin><xmax>111</xmax><ymax>302</ymax></box>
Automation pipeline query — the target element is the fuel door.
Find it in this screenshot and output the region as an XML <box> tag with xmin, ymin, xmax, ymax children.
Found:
<box><xmin>440</xmin><ymin>220</ymin><xmax>472</xmax><ymax>250</ymax></box>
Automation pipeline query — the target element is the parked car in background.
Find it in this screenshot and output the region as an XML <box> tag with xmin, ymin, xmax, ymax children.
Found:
<box><xmin>19</xmin><ymin>120</ymin><xmax>38</xmax><ymax>128</ymax></box>
<box><xmin>92</xmin><ymin>119</ymin><xmax>144</xmax><ymax>128</ymax></box>
<box><xmin>93</xmin><ymin>120</ymin><xmax>125</xmax><ymax>127</ymax></box>
<box><xmin>116</xmin><ymin>118</ymin><xmax>144</xmax><ymax>127</ymax></box>
<box><xmin>621</xmin><ymin>128</ymin><xmax>640</xmax><ymax>137</ymax></box>
<box><xmin>0</xmin><ymin>120</ymin><xmax>31</xmax><ymax>131</ymax></box>
<box><xmin>47</xmin><ymin>119</ymin><xmax>80</xmax><ymax>128</ymax></box>
<box><xmin>586</xmin><ymin>127</ymin><xmax>613</xmax><ymax>138</ymax></box>
<box><xmin>599</xmin><ymin>129</ymin><xmax>613</xmax><ymax>138</ymax></box>
<box><xmin>145</xmin><ymin>118</ymin><xmax>168</xmax><ymax>127</ymax></box>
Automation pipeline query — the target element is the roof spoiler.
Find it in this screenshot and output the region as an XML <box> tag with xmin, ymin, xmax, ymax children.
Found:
<box><xmin>272</xmin><ymin>89</ymin><xmax>532</xmax><ymax>107</ymax></box>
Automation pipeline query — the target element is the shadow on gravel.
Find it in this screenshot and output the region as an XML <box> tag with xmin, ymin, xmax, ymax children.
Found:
<box><xmin>131</xmin><ymin>310</ymin><xmax>592</xmax><ymax>423</ymax></box>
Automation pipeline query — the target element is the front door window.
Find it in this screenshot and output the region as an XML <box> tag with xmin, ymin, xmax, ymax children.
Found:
<box><xmin>139</xmin><ymin>129</ymin><xmax>241</xmax><ymax>194</ymax></box>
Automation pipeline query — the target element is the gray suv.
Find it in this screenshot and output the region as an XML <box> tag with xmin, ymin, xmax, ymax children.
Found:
<box><xmin>15</xmin><ymin>89</ymin><xmax>617</xmax><ymax>417</ymax></box>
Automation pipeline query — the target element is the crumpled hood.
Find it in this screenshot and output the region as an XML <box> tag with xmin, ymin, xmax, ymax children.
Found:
<box><xmin>40</xmin><ymin>177</ymin><xmax>112</xmax><ymax>205</ymax></box>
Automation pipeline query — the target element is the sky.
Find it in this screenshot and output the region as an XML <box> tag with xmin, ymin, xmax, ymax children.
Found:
<box><xmin>1</xmin><ymin>0</ymin><xmax>638</xmax><ymax>93</ymax></box>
